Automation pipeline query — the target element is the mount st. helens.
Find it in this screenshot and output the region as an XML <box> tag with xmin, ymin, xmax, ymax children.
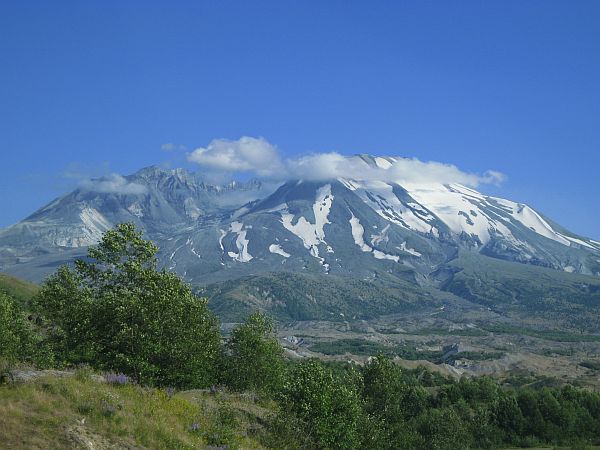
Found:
<box><xmin>1</xmin><ymin>155</ymin><xmax>599</xmax><ymax>323</ymax></box>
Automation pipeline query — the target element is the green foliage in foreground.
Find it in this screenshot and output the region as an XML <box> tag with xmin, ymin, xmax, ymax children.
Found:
<box><xmin>279</xmin><ymin>359</ymin><xmax>363</xmax><ymax>449</ymax></box>
<box><xmin>33</xmin><ymin>223</ymin><xmax>222</xmax><ymax>387</ymax></box>
<box><xmin>225</xmin><ymin>311</ymin><xmax>285</xmax><ymax>394</ymax></box>
<box><xmin>0</xmin><ymin>372</ymin><xmax>272</xmax><ymax>449</ymax></box>
<box><xmin>0</xmin><ymin>291</ymin><xmax>41</xmax><ymax>365</ymax></box>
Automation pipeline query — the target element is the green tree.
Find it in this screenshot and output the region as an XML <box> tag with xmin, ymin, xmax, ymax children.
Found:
<box><xmin>34</xmin><ymin>223</ymin><xmax>222</xmax><ymax>387</ymax></box>
<box><xmin>518</xmin><ymin>390</ymin><xmax>546</xmax><ymax>438</ymax></box>
<box><xmin>225</xmin><ymin>311</ymin><xmax>284</xmax><ymax>393</ymax></box>
<box><xmin>361</xmin><ymin>355</ymin><xmax>427</xmax><ymax>448</ymax></box>
<box><xmin>494</xmin><ymin>393</ymin><xmax>524</xmax><ymax>442</ymax></box>
<box><xmin>0</xmin><ymin>291</ymin><xmax>39</xmax><ymax>364</ymax></box>
<box><xmin>33</xmin><ymin>266</ymin><xmax>95</xmax><ymax>364</ymax></box>
<box><xmin>280</xmin><ymin>359</ymin><xmax>363</xmax><ymax>450</ymax></box>
<box><xmin>417</xmin><ymin>407</ymin><xmax>470</xmax><ymax>450</ymax></box>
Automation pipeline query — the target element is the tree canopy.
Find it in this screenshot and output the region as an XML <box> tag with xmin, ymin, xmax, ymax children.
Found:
<box><xmin>225</xmin><ymin>311</ymin><xmax>284</xmax><ymax>393</ymax></box>
<box><xmin>0</xmin><ymin>291</ymin><xmax>39</xmax><ymax>364</ymax></box>
<box><xmin>34</xmin><ymin>223</ymin><xmax>222</xmax><ymax>387</ymax></box>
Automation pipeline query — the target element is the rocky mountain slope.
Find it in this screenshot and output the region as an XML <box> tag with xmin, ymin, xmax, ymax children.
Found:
<box><xmin>1</xmin><ymin>154</ymin><xmax>598</xmax><ymax>321</ymax></box>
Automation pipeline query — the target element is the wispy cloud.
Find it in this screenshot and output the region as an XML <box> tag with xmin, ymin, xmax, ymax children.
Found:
<box><xmin>161</xmin><ymin>143</ymin><xmax>187</xmax><ymax>152</ymax></box>
<box><xmin>79</xmin><ymin>174</ymin><xmax>147</xmax><ymax>195</ymax></box>
<box><xmin>61</xmin><ymin>162</ymin><xmax>148</xmax><ymax>195</ymax></box>
<box><xmin>187</xmin><ymin>136</ymin><xmax>505</xmax><ymax>188</ymax></box>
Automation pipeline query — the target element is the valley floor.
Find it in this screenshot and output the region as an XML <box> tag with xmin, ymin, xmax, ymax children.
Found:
<box><xmin>276</xmin><ymin>301</ymin><xmax>600</xmax><ymax>390</ymax></box>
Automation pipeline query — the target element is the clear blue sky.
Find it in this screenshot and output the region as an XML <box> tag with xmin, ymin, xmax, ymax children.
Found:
<box><xmin>1</xmin><ymin>1</ymin><xmax>599</xmax><ymax>239</ymax></box>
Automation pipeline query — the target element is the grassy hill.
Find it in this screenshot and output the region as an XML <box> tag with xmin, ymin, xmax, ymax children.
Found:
<box><xmin>0</xmin><ymin>370</ymin><xmax>273</xmax><ymax>449</ymax></box>
<box><xmin>0</xmin><ymin>272</ymin><xmax>39</xmax><ymax>306</ymax></box>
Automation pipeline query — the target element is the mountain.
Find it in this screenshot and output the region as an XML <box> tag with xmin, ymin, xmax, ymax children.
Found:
<box><xmin>155</xmin><ymin>154</ymin><xmax>599</xmax><ymax>284</ymax></box>
<box><xmin>1</xmin><ymin>155</ymin><xmax>599</xmax><ymax>323</ymax></box>
<box><xmin>0</xmin><ymin>166</ymin><xmax>265</xmax><ymax>280</ymax></box>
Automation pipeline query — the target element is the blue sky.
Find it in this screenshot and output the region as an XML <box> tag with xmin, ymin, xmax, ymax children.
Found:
<box><xmin>1</xmin><ymin>1</ymin><xmax>599</xmax><ymax>238</ymax></box>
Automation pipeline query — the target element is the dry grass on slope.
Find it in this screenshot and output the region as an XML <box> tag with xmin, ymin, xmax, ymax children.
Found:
<box><xmin>0</xmin><ymin>369</ymin><xmax>271</xmax><ymax>449</ymax></box>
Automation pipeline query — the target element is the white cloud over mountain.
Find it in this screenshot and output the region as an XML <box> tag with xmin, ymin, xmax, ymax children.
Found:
<box><xmin>188</xmin><ymin>136</ymin><xmax>284</xmax><ymax>178</ymax></box>
<box><xmin>188</xmin><ymin>136</ymin><xmax>505</xmax><ymax>188</ymax></box>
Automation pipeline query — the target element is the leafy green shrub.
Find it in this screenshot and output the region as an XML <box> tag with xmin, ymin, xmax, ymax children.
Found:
<box><xmin>363</xmin><ymin>355</ymin><xmax>428</xmax><ymax>420</ymax></box>
<box><xmin>0</xmin><ymin>291</ymin><xmax>40</xmax><ymax>364</ymax></box>
<box><xmin>279</xmin><ymin>359</ymin><xmax>363</xmax><ymax>450</ymax></box>
<box><xmin>361</xmin><ymin>355</ymin><xmax>428</xmax><ymax>449</ymax></box>
<box><xmin>34</xmin><ymin>223</ymin><xmax>222</xmax><ymax>387</ymax></box>
<box><xmin>416</xmin><ymin>407</ymin><xmax>469</xmax><ymax>450</ymax></box>
<box><xmin>225</xmin><ymin>311</ymin><xmax>284</xmax><ymax>394</ymax></box>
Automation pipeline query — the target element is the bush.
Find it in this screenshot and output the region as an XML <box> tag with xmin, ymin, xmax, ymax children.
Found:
<box><xmin>34</xmin><ymin>223</ymin><xmax>222</xmax><ymax>387</ymax></box>
<box><xmin>225</xmin><ymin>311</ymin><xmax>284</xmax><ymax>394</ymax></box>
<box><xmin>416</xmin><ymin>407</ymin><xmax>470</xmax><ymax>450</ymax></box>
<box><xmin>361</xmin><ymin>355</ymin><xmax>428</xmax><ymax>449</ymax></box>
<box><xmin>279</xmin><ymin>359</ymin><xmax>363</xmax><ymax>450</ymax></box>
<box><xmin>0</xmin><ymin>291</ymin><xmax>40</xmax><ymax>364</ymax></box>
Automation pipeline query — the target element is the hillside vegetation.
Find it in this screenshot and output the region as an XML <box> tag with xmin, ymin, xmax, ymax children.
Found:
<box><xmin>202</xmin><ymin>272</ymin><xmax>443</xmax><ymax>322</ymax></box>
<box><xmin>447</xmin><ymin>251</ymin><xmax>600</xmax><ymax>332</ymax></box>
<box><xmin>0</xmin><ymin>272</ymin><xmax>39</xmax><ymax>305</ymax></box>
<box><xmin>2</xmin><ymin>223</ymin><xmax>600</xmax><ymax>449</ymax></box>
<box><xmin>0</xmin><ymin>370</ymin><xmax>270</xmax><ymax>449</ymax></box>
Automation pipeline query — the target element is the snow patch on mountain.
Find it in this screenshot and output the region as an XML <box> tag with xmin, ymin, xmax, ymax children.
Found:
<box><xmin>406</xmin><ymin>184</ymin><xmax>495</xmax><ymax>243</ymax></box>
<box><xmin>353</xmin><ymin>180</ymin><xmax>433</xmax><ymax>234</ymax></box>
<box><xmin>397</xmin><ymin>242</ymin><xmax>422</xmax><ymax>257</ymax></box>
<box><xmin>280</xmin><ymin>184</ymin><xmax>334</xmax><ymax>265</ymax></box>
<box><xmin>562</xmin><ymin>235</ymin><xmax>596</xmax><ymax>250</ymax></box>
<box><xmin>370</xmin><ymin>224</ymin><xmax>390</xmax><ymax>246</ymax></box>
<box><xmin>349</xmin><ymin>214</ymin><xmax>400</xmax><ymax>262</ymax></box>
<box><xmin>269</xmin><ymin>244</ymin><xmax>290</xmax><ymax>258</ymax></box>
<box><xmin>492</xmin><ymin>198</ymin><xmax>571</xmax><ymax>246</ymax></box>
<box><xmin>185</xmin><ymin>236</ymin><xmax>202</xmax><ymax>259</ymax></box>
<box><xmin>218</xmin><ymin>229</ymin><xmax>227</xmax><ymax>251</ymax></box>
<box><xmin>349</xmin><ymin>215</ymin><xmax>372</xmax><ymax>253</ymax></box>
<box><xmin>374</xmin><ymin>156</ymin><xmax>393</xmax><ymax>169</ymax></box>
<box><xmin>338</xmin><ymin>178</ymin><xmax>361</xmax><ymax>191</ymax></box>
<box><xmin>226</xmin><ymin>221</ymin><xmax>253</xmax><ymax>262</ymax></box>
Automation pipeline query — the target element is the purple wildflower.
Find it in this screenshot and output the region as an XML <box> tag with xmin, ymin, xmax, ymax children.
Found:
<box><xmin>105</xmin><ymin>373</ymin><xmax>129</xmax><ymax>385</ymax></box>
